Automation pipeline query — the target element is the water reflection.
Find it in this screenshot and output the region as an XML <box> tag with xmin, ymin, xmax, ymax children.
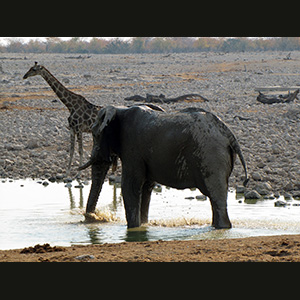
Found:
<box><xmin>125</xmin><ymin>227</ymin><xmax>150</xmax><ymax>242</ymax></box>
<box><xmin>87</xmin><ymin>226</ymin><xmax>103</xmax><ymax>245</ymax></box>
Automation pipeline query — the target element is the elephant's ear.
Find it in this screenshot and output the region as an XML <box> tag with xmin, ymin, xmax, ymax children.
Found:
<box><xmin>98</xmin><ymin>106</ymin><xmax>117</xmax><ymax>133</ymax></box>
<box><xmin>97</xmin><ymin>106</ymin><xmax>118</xmax><ymax>163</ymax></box>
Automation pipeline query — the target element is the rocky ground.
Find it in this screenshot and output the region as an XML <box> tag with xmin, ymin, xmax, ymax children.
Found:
<box><xmin>1</xmin><ymin>51</ymin><xmax>300</xmax><ymax>198</ymax></box>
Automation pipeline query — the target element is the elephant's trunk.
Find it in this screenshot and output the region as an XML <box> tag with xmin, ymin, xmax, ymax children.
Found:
<box><xmin>78</xmin><ymin>145</ymin><xmax>100</xmax><ymax>171</ymax></box>
<box><xmin>85</xmin><ymin>161</ymin><xmax>111</xmax><ymax>213</ymax></box>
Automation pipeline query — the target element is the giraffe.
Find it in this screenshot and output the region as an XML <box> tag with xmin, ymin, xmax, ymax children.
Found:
<box><xmin>23</xmin><ymin>62</ymin><xmax>102</xmax><ymax>175</ymax></box>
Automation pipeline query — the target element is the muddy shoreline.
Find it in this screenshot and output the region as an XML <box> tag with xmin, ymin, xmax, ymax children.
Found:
<box><xmin>1</xmin><ymin>234</ymin><xmax>300</xmax><ymax>262</ymax></box>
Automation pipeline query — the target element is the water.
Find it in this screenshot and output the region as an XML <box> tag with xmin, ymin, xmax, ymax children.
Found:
<box><xmin>1</xmin><ymin>178</ymin><xmax>300</xmax><ymax>250</ymax></box>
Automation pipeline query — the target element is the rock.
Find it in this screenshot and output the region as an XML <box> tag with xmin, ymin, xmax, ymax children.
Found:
<box><xmin>284</xmin><ymin>182</ymin><xmax>293</xmax><ymax>191</ymax></box>
<box><xmin>42</xmin><ymin>181</ymin><xmax>49</xmax><ymax>186</ymax></box>
<box><xmin>62</xmin><ymin>78</ymin><xmax>70</xmax><ymax>84</ymax></box>
<box><xmin>272</xmin><ymin>145</ymin><xmax>282</xmax><ymax>155</ymax></box>
<box><xmin>236</xmin><ymin>185</ymin><xmax>245</xmax><ymax>193</ymax></box>
<box><xmin>244</xmin><ymin>189</ymin><xmax>261</xmax><ymax>199</ymax></box>
<box><xmin>26</xmin><ymin>138</ymin><xmax>39</xmax><ymax>149</ymax></box>
<box><xmin>75</xmin><ymin>254</ymin><xmax>95</xmax><ymax>261</ymax></box>
<box><xmin>56</xmin><ymin>174</ymin><xmax>64</xmax><ymax>180</ymax></box>
<box><xmin>48</xmin><ymin>176</ymin><xmax>56</xmax><ymax>183</ymax></box>
<box><xmin>257</xmin><ymin>162</ymin><xmax>266</xmax><ymax>168</ymax></box>
<box><xmin>63</xmin><ymin>178</ymin><xmax>73</xmax><ymax>183</ymax></box>
<box><xmin>83</xmin><ymin>74</ymin><xmax>91</xmax><ymax>80</ymax></box>
<box><xmin>284</xmin><ymin>192</ymin><xmax>292</xmax><ymax>200</ymax></box>
<box><xmin>5</xmin><ymin>143</ymin><xmax>23</xmax><ymax>151</ymax></box>
<box><xmin>196</xmin><ymin>195</ymin><xmax>206</xmax><ymax>200</ymax></box>
<box><xmin>274</xmin><ymin>200</ymin><xmax>287</xmax><ymax>207</ymax></box>
<box><xmin>254</xmin><ymin>182</ymin><xmax>272</xmax><ymax>195</ymax></box>
<box><xmin>292</xmin><ymin>191</ymin><xmax>300</xmax><ymax>199</ymax></box>
<box><xmin>252</xmin><ymin>172</ymin><xmax>262</xmax><ymax>181</ymax></box>
<box><xmin>6</xmin><ymin>164</ymin><xmax>14</xmax><ymax>171</ymax></box>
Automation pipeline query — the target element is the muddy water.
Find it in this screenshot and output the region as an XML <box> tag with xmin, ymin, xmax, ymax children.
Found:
<box><xmin>1</xmin><ymin>179</ymin><xmax>300</xmax><ymax>250</ymax></box>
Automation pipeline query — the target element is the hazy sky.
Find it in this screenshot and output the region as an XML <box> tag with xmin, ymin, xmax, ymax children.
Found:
<box><xmin>0</xmin><ymin>37</ymin><xmax>132</xmax><ymax>45</ymax></box>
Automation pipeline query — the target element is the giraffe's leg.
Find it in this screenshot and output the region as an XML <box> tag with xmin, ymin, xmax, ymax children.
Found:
<box><xmin>77</xmin><ymin>131</ymin><xmax>83</xmax><ymax>167</ymax></box>
<box><xmin>76</xmin><ymin>131</ymin><xmax>83</xmax><ymax>178</ymax></box>
<box><xmin>67</xmin><ymin>129</ymin><xmax>75</xmax><ymax>175</ymax></box>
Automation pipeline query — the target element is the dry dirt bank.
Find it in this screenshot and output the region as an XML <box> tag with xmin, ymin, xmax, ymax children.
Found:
<box><xmin>1</xmin><ymin>234</ymin><xmax>300</xmax><ymax>262</ymax></box>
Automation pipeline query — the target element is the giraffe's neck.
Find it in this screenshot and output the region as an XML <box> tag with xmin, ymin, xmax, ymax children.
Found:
<box><xmin>40</xmin><ymin>67</ymin><xmax>84</xmax><ymax>112</ymax></box>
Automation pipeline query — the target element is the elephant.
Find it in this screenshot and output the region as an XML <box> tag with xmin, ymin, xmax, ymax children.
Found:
<box><xmin>79</xmin><ymin>105</ymin><xmax>249</xmax><ymax>229</ymax></box>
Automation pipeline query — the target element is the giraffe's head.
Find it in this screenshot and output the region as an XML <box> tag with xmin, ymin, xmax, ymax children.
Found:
<box><xmin>23</xmin><ymin>62</ymin><xmax>43</xmax><ymax>79</ymax></box>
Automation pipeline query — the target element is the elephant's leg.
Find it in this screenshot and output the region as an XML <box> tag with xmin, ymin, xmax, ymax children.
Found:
<box><xmin>121</xmin><ymin>170</ymin><xmax>145</xmax><ymax>228</ymax></box>
<box><xmin>204</xmin><ymin>174</ymin><xmax>231</xmax><ymax>229</ymax></box>
<box><xmin>210</xmin><ymin>194</ymin><xmax>231</xmax><ymax>229</ymax></box>
<box><xmin>141</xmin><ymin>181</ymin><xmax>155</xmax><ymax>224</ymax></box>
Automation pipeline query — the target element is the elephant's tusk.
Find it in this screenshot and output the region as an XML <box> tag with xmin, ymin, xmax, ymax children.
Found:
<box><xmin>78</xmin><ymin>159</ymin><xmax>93</xmax><ymax>171</ymax></box>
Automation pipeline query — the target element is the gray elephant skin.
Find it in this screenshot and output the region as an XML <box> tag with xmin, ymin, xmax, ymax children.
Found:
<box><xmin>79</xmin><ymin>105</ymin><xmax>249</xmax><ymax>229</ymax></box>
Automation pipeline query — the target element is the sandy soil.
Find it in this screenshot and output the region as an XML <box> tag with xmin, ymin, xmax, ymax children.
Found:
<box><xmin>1</xmin><ymin>234</ymin><xmax>300</xmax><ymax>262</ymax></box>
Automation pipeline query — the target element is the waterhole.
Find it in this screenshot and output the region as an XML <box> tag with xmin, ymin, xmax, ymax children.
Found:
<box><xmin>1</xmin><ymin>178</ymin><xmax>300</xmax><ymax>250</ymax></box>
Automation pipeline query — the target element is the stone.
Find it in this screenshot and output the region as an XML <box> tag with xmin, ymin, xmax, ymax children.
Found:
<box><xmin>236</xmin><ymin>185</ymin><xmax>245</xmax><ymax>193</ymax></box>
<box><xmin>272</xmin><ymin>145</ymin><xmax>282</xmax><ymax>155</ymax></box>
<box><xmin>26</xmin><ymin>139</ymin><xmax>39</xmax><ymax>149</ymax></box>
<box><xmin>244</xmin><ymin>189</ymin><xmax>261</xmax><ymax>199</ymax></box>
<box><xmin>252</xmin><ymin>172</ymin><xmax>262</xmax><ymax>181</ymax></box>
<box><xmin>274</xmin><ymin>200</ymin><xmax>287</xmax><ymax>207</ymax></box>
<box><xmin>75</xmin><ymin>254</ymin><xmax>95</xmax><ymax>261</ymax></box>
<box><xmin>56</xmin><ymin>174</ymin><xmax>64</xmax><ymax>180</ymax></box>
<box><xmin>48</xmin><ymin>176</ymin><xmax>56</xmax><ymax>183</ymax></box>
<box><xmin>254</xmin><ymin>182</ymin><xmax>272</xmax><ymax>195</ymax></box>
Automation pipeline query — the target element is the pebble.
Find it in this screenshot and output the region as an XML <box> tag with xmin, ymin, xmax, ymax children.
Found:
<box><xmin>75</xmin><ymin>254</ymin><xmax>95</xmax><ymax>261</ymax></box>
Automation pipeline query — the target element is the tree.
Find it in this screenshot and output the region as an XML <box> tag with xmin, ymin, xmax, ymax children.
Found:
<box><xmin>220</xmin><ymin>38</ymin><xmax>249</xmax><ymax>52</ymax></box>
<box><xmin>87</xmin><ymin>37</ymin><xmax>108</xmax><ymax>53</ymax></box>
<box><xmin>25</xmin><ymin>39</ymin><xmax>46</xmax><ymax>53</ymax></box>
<box><xmin>103</xmin><ymin>38</ymin><xmax>130</xmax><ymax>54</ymax></box>
<box><xmin>5</xmin><ymin>38</ymin><xmax>24</xmax><ymax>52</ymax></box>
<box><xmin>148</xmin><ymin>37</ymin><xmax>173</xmax><ymax>53</ymax></box>
<box><xmin>130</xmin><ymin>37</ymin><xmax>149</xmax><ymax>53</ymax></box>
<box><xmin>45</xmin><ymin>37</ymin><xmax>65</xmax><ymax>53</ymax></box>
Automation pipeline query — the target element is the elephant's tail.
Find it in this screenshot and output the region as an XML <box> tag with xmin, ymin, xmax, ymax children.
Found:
<box><xmin>207</xmin><ymin>111</ymin><xmax>249</xmax><ymax>187</ymax></box>
<box><xmin>229</xmin><ymin>135</ymin><xmax>249</xmax><ymax>187</ymax></box>
<box><xmin>210</xmin><ymin>113</ymin><xmax>249</xmax><ymax>187</ymax></box>
<box><xmin>234</xmin><ymin>142</ymin><xmax>249</xmax><ymax>187</ymax></box>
